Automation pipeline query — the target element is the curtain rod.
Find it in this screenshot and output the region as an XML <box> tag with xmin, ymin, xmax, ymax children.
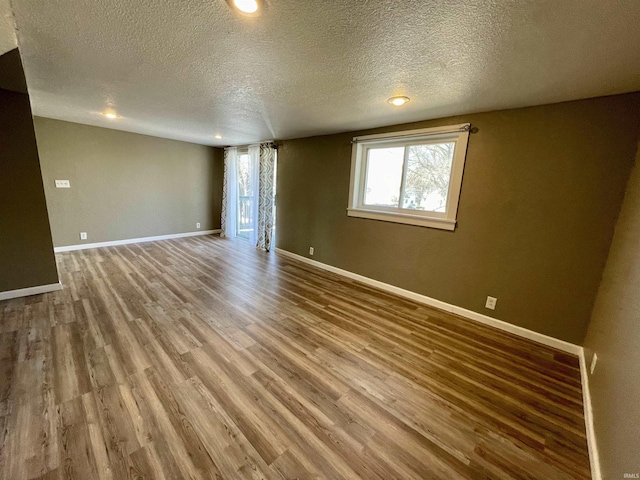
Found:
<box><xmin>351</xmin><ymin>123</ymin><xmax>472</xmax><ymax>144</ymax></box>
<box><xmin>224</xmin><ymin>141</ymin><xmax>278</xmax><ymax>151</ymax></box>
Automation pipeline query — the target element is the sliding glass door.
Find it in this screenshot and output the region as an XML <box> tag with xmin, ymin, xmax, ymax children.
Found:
<box><xmin>222</xmin><ymin>144</ymin><xmax>277</xmax><ymax>250</ymax></box>
<box><xmin>236</xmin><ymin>153</ymin><xmax>255</xmax><ymax>239</ymax></box>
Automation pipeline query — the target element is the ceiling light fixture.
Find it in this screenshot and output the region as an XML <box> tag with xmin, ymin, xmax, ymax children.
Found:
<box><xmin>387</xmin><ymin>96</ymin><xmax>410</xmax><ymax>106</ymax></box>
<box><xmin>233</xmin><ymin>0</ymin><xmax>258</xmax><ymax>14</ymax></box>
<box><xmin>214</xmin><ymin>134</ymin><xmax>223</xmax><ymax>139</ymax></box>
<box><xmin>102</xmin><ymin>110</ymin><xmax>118</xmax><ymax>119</ymax></box>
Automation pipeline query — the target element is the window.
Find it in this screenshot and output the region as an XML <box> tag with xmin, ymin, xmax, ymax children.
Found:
<box><xmin>236</xmin><ymin>152</ymin><xmax>255</xmax><ymax>239</ymax></box>
<box><xmin>347</xmin><ymin>123</ymin><xmax>470</xmax><ymax>230</ymax></box>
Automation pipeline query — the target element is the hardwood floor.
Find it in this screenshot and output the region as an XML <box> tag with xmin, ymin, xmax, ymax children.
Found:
<box><xmin>0</xmin><ymin>235</ymin><xmax>591</xmax><ymax>479</ymax></box>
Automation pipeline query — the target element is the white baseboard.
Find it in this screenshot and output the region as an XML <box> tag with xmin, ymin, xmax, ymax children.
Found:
<box><xmin>276</xmin><ymin>247</ymin><xmax>599</xmax><ymax>477</ymax></box>
<box><xmin>579</xmin><ymin>350</ymin><xmax>602</xmax><ymax>480</ymax></box>
<box><xmin>0</xmin><ymin>282</ymin><xmax>63</xmax><ymax>301</ymax></box>
<box><xmin>274</xmin><ymin>248</ymin><xmax>581</xmax><ymax>355</ymax></box>
<box><xmin>54</xmin><ymin>229</ymin><xmax>222</xmax><ymax>252</ymax></box>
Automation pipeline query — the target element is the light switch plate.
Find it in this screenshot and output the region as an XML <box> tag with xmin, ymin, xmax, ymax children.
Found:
<box><xmin>55</xmin><ymin>180</ymin><xmax>71</xmax><ymax>188</ymax></box>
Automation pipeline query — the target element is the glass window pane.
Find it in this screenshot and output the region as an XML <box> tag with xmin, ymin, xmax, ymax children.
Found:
<box><xmin>363</xmin><ymin>147</ymin><xmax>405</xmax><ymax>207</ymax></box>
<box><xmin>402</xmin><ymin>142</ymin><xmax>455</xmax><ymax>212</ymax></box>
<box><xmin>237</xmin><ymin>154</ymin><xmax>254</xmax><ymax>239</ymax></box>
<box><xmin>237</xmin><ymin>154</ymin><xmax>252</xmax><ymax>196</ymax></box>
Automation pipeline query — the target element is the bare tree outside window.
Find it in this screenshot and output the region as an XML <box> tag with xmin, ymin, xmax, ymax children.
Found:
<box><xmin>402</xmin><ymin>142</ymin><xmax>455</xmax><ymax>212</ymax></box>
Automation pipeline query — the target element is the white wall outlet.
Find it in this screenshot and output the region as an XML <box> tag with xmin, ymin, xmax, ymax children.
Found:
<box><xmin>196</xmin><ymin>223</ymin><xmax>201</xmax><ymax>229</ymax></box>
<box><xmin>80</xmin><ymin>232</ymin><xmax>87</xmax><ymax>240</ymax></box>
<box><xmin>590</xmin><ymin>353</ymin><xmax>598</xmax><ymax>375</ymax></box>
<box><xmin>485</xmin><ymin>296</ymin><xmax>497</xmax><ymax>310</ymax></box>
<box><xmin>309</xmin><ymin>246</ymin><xmax>314</xmax><ymax>255</ymax></box>
<box><xmin>55</xmin><ymin>180</ymin><xmax>71</xmax><ymax>188</ymax></box>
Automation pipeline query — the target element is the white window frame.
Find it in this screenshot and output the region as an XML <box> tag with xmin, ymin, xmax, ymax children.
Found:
<box><xmin>347</xmin><ymin>123</ymin><xmax>470</xmax><ymax>231</ymax></box>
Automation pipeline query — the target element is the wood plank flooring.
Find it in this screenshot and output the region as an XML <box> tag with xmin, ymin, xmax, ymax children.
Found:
<box><xmin>0</xmin><ymin>235</ymin><xmax>591</xmax><ymax>479</ymax></box>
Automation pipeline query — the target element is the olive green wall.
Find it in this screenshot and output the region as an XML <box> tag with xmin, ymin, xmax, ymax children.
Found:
<box><xmin>583</xmin><ymin>138</ymin><xmax>640</xmax><ymax>479</ymax></box>
<box><xmin>34</xmin><ymin>117</ymin><xmax>224</xmax><ymax>247</ymax></box>
<box><xmin>0</xmin><ymin>49</ymin><xmax>58</xmax><ymax>292</ymax></box>
<box><xmin>276</xmin><ymin>93</ymin><xmax>640</xmax><ymax>344</ymax></box>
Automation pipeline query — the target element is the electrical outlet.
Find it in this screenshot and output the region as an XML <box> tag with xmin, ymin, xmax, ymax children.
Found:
<box><xmin>485</xmin><ymin>296</ymin><xmax>497</xmax><ymax>310</ymax></box>
<box><xmin>55</xmin><ymin>179</ymin><xmax>70</xmax><ymax>188</ymax></box>
<box><xmin>590</xmin><ymin>353</ymin><xmax>598</xmax><ymax>375</ymax></box>
<box><xmin>309</xmin><ymin>246</ymin><xmax>314</xmax><ymax>256</ymax></box>
<box><xmin>80</xmin><ymin>232</ymin><xmax>87</xmax><ymax>240</ymax></box>
<box><xmin>196</xmin><ymin>223</ymin><xmax>201</xmax><ymax>229</ymax></box>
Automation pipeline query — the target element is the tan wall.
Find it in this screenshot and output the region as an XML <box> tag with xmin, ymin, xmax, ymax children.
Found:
<box><xmin>34</xmin><ymin>117</ymin><xmax>224</xmax><ymax>247</ymax></box>
<box><xmin>583</xmin><ymin>138</ymin><xmax>640</xmax><ymax>479</ymax></box>
<box><xmin>276</xmin><ymin>93</ymin><xmax>640</xmax><ymax>344</ymax></box>
<box><xmin>0</xmin><ymin>50</ymin><xmax>58</xmax><ymax>292</ymax></box>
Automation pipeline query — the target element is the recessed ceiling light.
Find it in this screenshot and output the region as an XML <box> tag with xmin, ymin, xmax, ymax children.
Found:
<box><xmin>233</xmin><ymin>0</ymin><xmax>258</xmax><ymax>14</ymax></box>
<box><xmin>214</xmin><ymin>134</ymin><xmax>223</xmax><ymax>139</ymax></box>
<box><xmin>387</xmin><ymin>96</ymin><xmax>410</xmax><ymax>107</ymax></box>
<box><xmin>102</xmin><ymin>110</ymin><xmax>118</xmax><ymax>119</ymax></box>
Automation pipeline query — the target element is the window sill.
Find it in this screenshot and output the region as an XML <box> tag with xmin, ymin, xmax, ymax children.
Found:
<box><xmin>347</xmin><ymin>208</ymin><xmax>456</xmax><ymax>231</ymax></box>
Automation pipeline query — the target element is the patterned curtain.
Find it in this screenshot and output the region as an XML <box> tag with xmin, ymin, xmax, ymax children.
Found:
<box><xmin>220</xmin><ymin>149</ymin><xmax>228</xmax><ymax>236</ymax></box>
<box><xmin>257</xmin><ymin>143</ymin><xmax>276</xmax><ymax>251</ymax></box>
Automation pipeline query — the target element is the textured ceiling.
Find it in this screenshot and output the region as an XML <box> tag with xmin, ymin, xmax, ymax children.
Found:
<box><xmin>10</xmin><ymin>0</ymin><xmax>640</xmax><ymax>146</ymax></box>
<box><xmin>0</xmin><ymin>0</ymin><xmax>17</xmax><ymax>56</ymax></box>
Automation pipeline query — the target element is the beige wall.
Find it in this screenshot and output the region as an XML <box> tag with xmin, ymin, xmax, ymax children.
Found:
<box><xmin>0</xmin><ymin>49</ymin><xmax>58</xmax><ymax>292</ymax></box>
<box><xmin>276</xmin><ymin>93</ymin><xmax>640</xmax><ymax>344</ymax></box>
<box><xmin>34</xmin><ymin>117</ymin><xmax>224</xmax><ymax>247</ymax></box>
<box><xmin>583</xmin><ymin>138</ymin><xmax>640</xmax><ymax>479</ymax></box>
